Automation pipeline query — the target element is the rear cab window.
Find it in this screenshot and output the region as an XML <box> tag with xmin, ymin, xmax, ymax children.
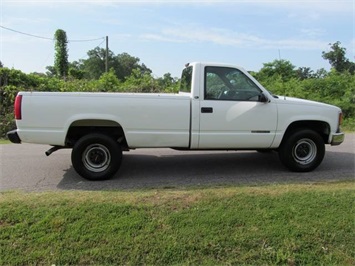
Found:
<box><xmin>180</xmin><ymin>65</ymin><xmax>193</xmax><ymax>93</ymax></box>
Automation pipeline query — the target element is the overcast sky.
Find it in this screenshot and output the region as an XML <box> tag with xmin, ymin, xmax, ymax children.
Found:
<box><xmin>0</xmin><ymin>0</ymin><xmax>354</xmax><ymax>77</ymax></box>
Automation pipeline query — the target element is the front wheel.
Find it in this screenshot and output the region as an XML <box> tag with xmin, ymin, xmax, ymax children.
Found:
<box><xmin>279</xmin><ymin>129</ymin><xmax>325</xmax><ymax>172</ymax></box>
<box><xmin>71</xmin><ymin>134</ymin><xmax>122</xmax><ymax>180</ymax></box>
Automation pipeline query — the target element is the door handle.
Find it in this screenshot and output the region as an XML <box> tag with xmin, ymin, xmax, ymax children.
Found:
<box><xmin>201</xmin><ymin>107</ymin><xmax>213</xmax><ymax>113</ymax></box>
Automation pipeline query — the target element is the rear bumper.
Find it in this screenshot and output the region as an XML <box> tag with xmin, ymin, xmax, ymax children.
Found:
<box><xmin>331</xmin><ymin>132</ymin><xmax>345</xmax><ymax>146</ymax></box>
<box><xmin>7</xmin><ymin>130</ymin><xmax>21</xmax><ymax>144</ymax></box>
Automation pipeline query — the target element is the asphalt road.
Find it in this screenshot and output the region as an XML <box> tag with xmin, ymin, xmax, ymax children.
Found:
<box><xmin>1</xmin><ymin>134</ymin><xmax>354</xmax><ymax>192</ymax></box>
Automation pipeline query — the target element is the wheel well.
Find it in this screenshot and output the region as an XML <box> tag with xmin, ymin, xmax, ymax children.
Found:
<box><xmin>65</xmin><ymin>120</ymin><xmax>128</xmax><ymax>150</ymax></box>
<box><xmin>283</xmin><ymin>121</ymin><xmax>330</xmax><ymax>144</ymax></box>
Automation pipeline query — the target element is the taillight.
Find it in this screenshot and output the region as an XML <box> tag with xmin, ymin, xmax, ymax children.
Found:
<box><xmin>14</xmin><ymin>95</ymin><xmax>22</xmax><ymax>120</ymax></box>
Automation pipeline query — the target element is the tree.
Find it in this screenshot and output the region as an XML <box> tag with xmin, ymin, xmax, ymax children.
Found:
<box><xmin>54</xmin><ymin>29</ymin><xmax>69</xmax><ymax>78</ymax></box>
<box><xmin>322</xmin><ymin>41</ymin><xmax>355</xmax><ymax>74</ymax></box>
<box><xmin>115</xmin><ymin>53</ymin><xmax>151</xmax><ymax>81</ymax></box>
<box><xmin>78</xmin><ymin>49</ymin><xmax>152</xmax><ymax>81</ymax></box>
<box><xmin>68</xmin><ymin>61</ymin><xmax>85</xmax><ymax>80</ymax></box>
<box><xmin>296</xmin><ymin>67</ymin><xmax>314</xmax><ymax>80</ymax></box>
<box><xmin>45</xmin><ymin>65</ymin><xmax>56</xmax><ymax>77</ymax></box>
<box><xmin>157</xmin><ymin>72</ymin><xmax>179</xmax><ymax>92</ymax></box>
<box><xmin>313</xmin><ymin>68</ymin><xmax>328</xmax><ymax>79</ymax></box>
<box><xmin>0</xmin><ymin>61</ymin><xmax>3</xmax><ymax>68</ymax></box>
<box><xmin>159</xmin><ymin>73</ymin><xmax>174</xmax><ymax>87</ymax></box>
<box><xmin>257</xmin><ymin>59</ymin><xmax>297</xmax><ymax>82</ymax></box>
<box><xmin>97</xmin><ymin>68</ymin><xmax>121</xmax><ymax>92</ymax></box>
<box><xmin>79</xmin><ymin>47</ymin><xmax>115</xmax><ymax>80</ymax></box>
<box><xmin>123</xmin><ymin>68</ymin><xmax>159</xmax><ymax>92</ymax></box>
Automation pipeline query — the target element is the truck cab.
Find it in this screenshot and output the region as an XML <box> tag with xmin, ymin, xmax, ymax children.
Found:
<box><xmin>181</xmin><ymin>63</ymin><xmax>278</xmax><ymax>150</ymax></box>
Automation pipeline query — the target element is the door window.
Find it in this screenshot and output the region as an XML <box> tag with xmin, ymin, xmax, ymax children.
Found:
<box><xmin>205</xmin><ymin>66</ymin><xmax>262</xmax><ymax>101</ymax></box>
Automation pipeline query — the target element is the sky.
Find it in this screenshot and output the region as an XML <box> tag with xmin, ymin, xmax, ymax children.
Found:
<box><xmin>0</xmin><ymin>0</ymin><xmax>354</xmax><ymax>78</ymax></box>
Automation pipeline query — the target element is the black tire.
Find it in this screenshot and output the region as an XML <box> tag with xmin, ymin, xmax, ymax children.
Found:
<box><xmin>278</xmin><ymin>129</ymin><xmax>325</xmax><ymax>172</ymax></box>
<box><xmin>71</xmin><ymin>134</ymin><xmax>122</xmax><ymax>180</ymax></box>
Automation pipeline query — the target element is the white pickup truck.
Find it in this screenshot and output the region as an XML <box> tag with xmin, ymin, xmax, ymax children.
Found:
<box><xmin>7</xmin><ymin>62</ymin><xmax>344</xmax><ymax>180</ymax></box>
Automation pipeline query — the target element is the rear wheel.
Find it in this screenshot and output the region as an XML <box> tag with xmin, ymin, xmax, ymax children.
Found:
<box><xmin>71</xmin><ymin>134</ymin><xmax>122</xmax><ymax>180</ymax></box>
<box><xmin>279</xmin><ymin>129</ymin><xmax>325</xmax><ymax>172</ymax></box>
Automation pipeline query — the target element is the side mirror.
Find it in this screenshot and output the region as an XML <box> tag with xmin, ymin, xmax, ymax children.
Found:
<box><xmin>259</xmin><ymin>93</ymin><xmax>269</xmax><ymax>103</ymax></box>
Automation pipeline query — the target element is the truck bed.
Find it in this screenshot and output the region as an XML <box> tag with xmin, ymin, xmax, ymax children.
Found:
<box><xmin>17</xmin><ymin>92</ymin><xmax>192</xmax><ymax>148</ymax></box>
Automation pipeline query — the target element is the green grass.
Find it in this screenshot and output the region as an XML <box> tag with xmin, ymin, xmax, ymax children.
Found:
<box><xmin>0</xmin><ymin>181</ymin><xmax>354</xmax><ymax>265</ymax></box>
<box><xmin>342</xmin><ymin>118</ymin><xmax>355</xmax><ymax>132</ymax></box>
<box><xmin>0</xmin><ymin>139</ymin><xmax>10</xmax><ymax>144</ymax></box>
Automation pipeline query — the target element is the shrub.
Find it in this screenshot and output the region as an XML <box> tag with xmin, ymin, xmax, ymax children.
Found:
<box><xmin>1</xmin><ymin>66</ymin><xmax>354</xmax><ymax>139</ymax></box>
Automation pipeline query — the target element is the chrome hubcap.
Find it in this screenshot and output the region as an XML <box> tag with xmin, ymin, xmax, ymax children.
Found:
<box><xmin>293</xmin><ymin>138</ymin><xmax>317</xmax><ymax>165</ymax></box>
<box><xmin>82</xmin><ymin>144</ymin><xmax>111</xmax><ymax>172</ymax></box>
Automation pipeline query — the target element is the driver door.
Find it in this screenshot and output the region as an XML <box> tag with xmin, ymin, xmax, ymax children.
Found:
<box><xmin>198</xmin><ymin>66</ymin><xmax>277</xmax><ymax>149</ymax></box>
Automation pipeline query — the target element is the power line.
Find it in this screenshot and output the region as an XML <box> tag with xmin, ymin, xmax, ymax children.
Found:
<box><xmin>0</xmin><ymin>25</ymin><xmax>53</xmax><ymax>40</ymax></box>
<box><xmin>0</xmin><ymin>25</ymin><xmax>105</xmax><ymax>42</ymax></box>
<box><xmin>77</xmin><ymin>38</ymin><xmax>106</xmax><ymax>60</ymax></box>
<box><xmin>69</xmin><ymin>37</ymin><xmax>105</xmax><ymax>42</ymax></box>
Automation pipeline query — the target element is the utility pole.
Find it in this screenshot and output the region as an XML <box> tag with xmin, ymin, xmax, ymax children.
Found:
<box><xmin>105</xmin><ymin>36</ymin><xmax>109</xmax><ymax>73</ymax></box>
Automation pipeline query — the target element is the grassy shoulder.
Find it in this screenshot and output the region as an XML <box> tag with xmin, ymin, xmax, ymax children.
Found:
<box><xmin>342</xmin><ymin>118</ymin><xmax>355</xmax><ymax>132</ymax></box>
<box><xmin>0</xmin><ymin>139</ymin><xmax>10</xmax><ymax>144</ymax></box>
<box><xmin>1</xmin><ymin>181</ymin><xmax>354</xmax><ymax>265</ymax></box>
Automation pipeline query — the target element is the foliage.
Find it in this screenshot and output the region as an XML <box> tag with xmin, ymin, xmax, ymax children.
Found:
<box><xmin>115</xmin><ymin>52</ymin><xmax>151</xmax><ymax>81</ymax></box>
<box><xmin>296</xmin><ymin>67</ymin><xmax>314</xmax><ymax>80</ymax></box>
<box><xmin>73</xmin><ymin>48</ymin><xmax>152</xmax><ymax>81</ymax></box>
<box><xmin>0</xmin><ymin>105</ymin><xmax>16</xmax><ymax>138</ymax></box>
<box><xmin>0</xmin><ymin>67</ymin><xmax>70</xmax><ymax>137</ymax></box>
<box><xmin>68</xmin><ymin>61</ymin><xmax>85</xmax><ymax>80</ymax></box>
<box><xmin>322</xmin><ymin>42</ymin><xmax>355</xmax><ymax>74</ymax></box>
<box><xmin>257</xmin><ymin>71</ymin><xmax>355</xmax><ymax>119</ymax></box>
<box><xmin>76</xmin><ymin>47</ymin><xmax>112</xmax><ymax>80</ymax></box>
<box><xmin>122</xmin><ymin>68</ymin><xmax>161</xmax><ymax>93</ymax></box>
<box><xmin>1</xmin><ymin>64</ymin><xmax>354</xmax><ymax>138</ymax></box>
<box><xmin>1</xmin><ymin>42</ymin><xmax>355</xmax><ymax>138</ymax></box>
<box><xmin>45</xmin><ymin>65</ymin><xmax>56</xmax><ymax>77</ymax></box>
<box><xmin>54</xmin><ymin>29</ymin><xmax>69</xmax><ymax>78</ymax></box>
<box><xmin>256</xmin><ymin>59</ymin><xmax>297</xmax><ymax>82</ymax></box>
<box><xmin>97</xmin><ymin>68</ymin><xmax>121</xmax><ymax>92</ymax></box>
<box><xmin>0</xmin><ymin>182</ymin><xmax>353</xmax><ymax>265</ymax></box>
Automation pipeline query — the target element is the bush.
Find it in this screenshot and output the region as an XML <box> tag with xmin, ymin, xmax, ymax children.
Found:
<box><xmin>122</xmin><ymin>68</ymin><xmax>161</xmax><ymax>93</ymax></box>
<box><xmin>258</xmin><ymin>72</ymin><xmax>355</xmax><ymax>119</ymax></box>
<box><xmin>0</xmin><ymin>85</ymin><xmax>20</xmax><ymax>137</ymax></box>
<box><xmin>1</xmin><ymin>66</ymin><xmax>354</xmax><ymax>139</ymax></box>
<box><xmin>97</xmin><ymin>69</ymin><xmax>122</xmax><ymax>92</ymax></box>
<box><xmin>0</xmin><ymin>112</ymin><xmax>16</xmax><ymax>138</ymax></box>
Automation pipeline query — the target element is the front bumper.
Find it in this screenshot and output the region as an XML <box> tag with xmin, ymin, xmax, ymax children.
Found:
<box><xmin>331</xmin><ymin>132</ymin><xmax>345</xmax><ymax>146</ymax></box>
<box><xmin>7</xmin><ymin>130</ymin><xmax>21</xmax><ymax>144</ymax></box>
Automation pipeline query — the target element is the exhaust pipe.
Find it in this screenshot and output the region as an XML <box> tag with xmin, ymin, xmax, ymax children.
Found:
<box><xmin>45</xmin><ymin>146</ymin><xmax>65</xmax><ymax>156</ymax></box>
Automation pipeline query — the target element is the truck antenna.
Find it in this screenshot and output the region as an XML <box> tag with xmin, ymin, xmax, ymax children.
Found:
<box><xmin>278</xmin><ymin>49</ymin><xmax>286</xmax><ymax>100</ymax></box>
